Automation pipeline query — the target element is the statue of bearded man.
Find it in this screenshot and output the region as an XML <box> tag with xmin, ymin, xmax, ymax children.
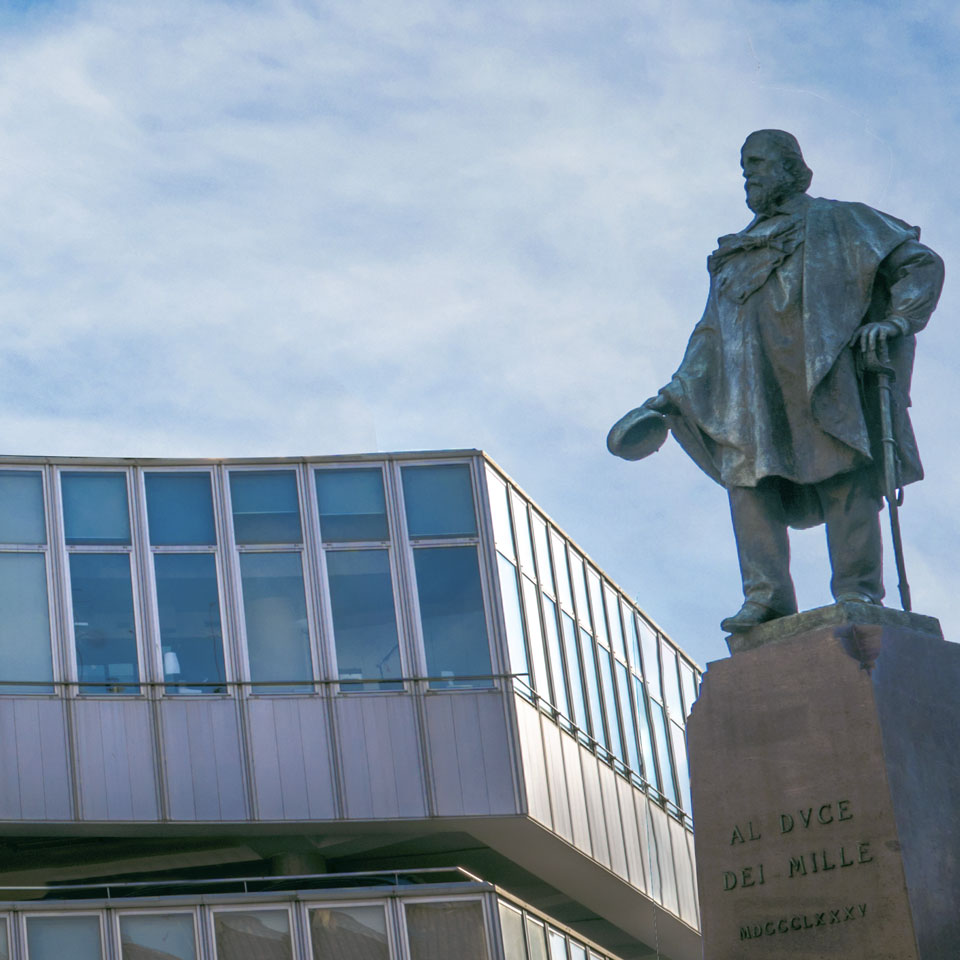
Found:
<box><xmin>609</xmin><ymin>130</ymin><xmax>944</xmax><ymax>633</ymax></box>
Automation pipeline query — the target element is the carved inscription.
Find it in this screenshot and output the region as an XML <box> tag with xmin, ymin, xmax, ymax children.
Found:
<box><xmin>739</xmin><ymin>903</ymin><xmax>868</xmax><ymax>940</ymax></box>
<box><xmin>721</xmin><ymin>798</ymin><xmax>875</xmax><ymax>891</ymax></box>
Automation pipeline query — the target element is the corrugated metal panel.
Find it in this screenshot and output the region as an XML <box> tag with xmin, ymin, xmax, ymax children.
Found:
<box><xmin>648</xmin><ymin>802</ymin><xmax>680</xmax><ymax>915</ymax></box>
<box><xmin>336</xmin><ymin>695</ymin><xmax>427</xmax><ymax>820</ymax></box>
<box><xmin>73</xmin><ymin>700</ymin><xmax>158</xmax><ymax>820</ymax></box>
<box><xmin>616</xmin><ymin>774</ymin><xmax>646</xmax><ymax>892</ymax></box>
<box><xmin>247</xmin><ymin>698</ymin><xmax>337</xmax><ymax>821</ymax></box>
<box><xmin>424</xmin><ymin>692</ymin><xmax>517</xmax><ymax>817</ymax></box>
<box><xmin>670</xmin><ymin>814</ymin><xmax>699</xmax><ymax>927</ymax></box>
<box><xmin>579</xmin><ymin>749</ymin><xmax>611</xmax><ymax>868</ymax></box>
<box><xmin>539</xmin><ymin>718</ymin><xmax>572</xmax><ymax>842</ymax></box>
<box><xmin>559</xmin><ymin>731</ymin><xmax>592</xmax><ymax>853</ymax></box>
<box><xmin>514</xmin><ymin>699</ymin><xmax>551</xmax><ymax>827</ymax></box>
<box><xmin>160</xmin><ymin>699</ymin><xmax>247</xmax><ymax>821</ymax></box>
<box><xmin>597</xmin><ymin>763</ymin><xmax>627</xmax><ymax>878</ymax></box>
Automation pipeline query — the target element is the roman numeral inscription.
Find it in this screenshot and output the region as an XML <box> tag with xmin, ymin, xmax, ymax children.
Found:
<box><xmin>719</xmin><ymin>797</ymin><xmax>879</xmax><ymax>942</ymax></box>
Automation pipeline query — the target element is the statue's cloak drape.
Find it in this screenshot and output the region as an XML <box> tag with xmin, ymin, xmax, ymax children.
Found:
<box><xmin>662</xmin><ymin>197</ymin><xmax>925</xmax><ymax>529</ymax></box>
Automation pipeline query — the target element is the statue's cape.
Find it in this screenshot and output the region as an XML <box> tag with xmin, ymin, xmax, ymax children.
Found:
<box><xmin>663</xmin><ymin>197</ymin><xmax>922</xmax><ymax>528</ymax></box>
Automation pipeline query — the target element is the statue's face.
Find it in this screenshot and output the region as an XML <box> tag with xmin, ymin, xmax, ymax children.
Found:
<box><xmin>740</xmin><ymin>136</ymin><xmax>795</xmax><ymax>215</ymax></box>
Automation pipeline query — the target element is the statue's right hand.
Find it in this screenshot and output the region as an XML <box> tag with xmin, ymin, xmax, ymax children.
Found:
<box><xmin>643</xmin><ymin>392</ymin><xmax>678</xmax><ymax>416</ymax></box>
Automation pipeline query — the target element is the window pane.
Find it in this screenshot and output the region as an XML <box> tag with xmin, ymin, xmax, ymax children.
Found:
<box><xmin>315</xmin><ymin>468</ymin><xmax>388</xmax><ymax>542</ymax></box>
<box><xmin>497</xmin><ymin>555</ymin><xmax>529</xmax><ymax>682</ymax></box>
<box><xmin>531</xmin><ymin>515</ymin><xmax>554</xmax><ymax>596</ymax></box>
<box><xmin>498</xmin><ymin>903</ymin><xmax>526</xmax><ymax>960</ymax></box>
<box><xmin>511</xmin><ymin>492</ymin><xmax>535</xmax><ymax>574</ymax></box>
<box><xmin>230</xmin><ymin>471</ymin><xmax>301</xmax><ymax>544</ymax></box>
<box><xmin>155</xmin><ymin>554</ymin><xmax>225</xmax><ymax>693</ymax></box>
<box><xmin>638</xmin><ymin>619</ymin><xmax>661</xmax><ymax>699</ymax></box>
<box><xmin>627</xmin><ymin>612</ymin><xmax>642</xmax><ymax>673</ymax></box>
<box><xmin>327</xmin><ymin>549</ymin><xmax>401</xmax><ymax>691</ymax></box>
<box><xmin>214</xmin><ymin>910</ymin><xmax>292</xmax><ymax>960</ymax></box>
<box><xmin>547</xmin><ymin>929</ymin><xmax>567</xmax><ymax>960</ymax></box>
<box><xmin>542</xmin><ymin>597</ymin><xmax>569</xmax><ymax>718</ymax></box>
<box><xmin>521</xmin><ymin>576</ymin><xmax>551</xmax><ymax>700</ymax></box>
<box><xmin>650</xmin><ymin>700</ymin><xmax>678</xmax><ymax>805</ymax></box>
<box><xmin>120</xmin><ymin>913</ymin><xmax>196</xmax><ymax>960</ymax></box>
<box><xmin>145</xmin><ymin>473</ymin><xmax>216</xmax><ymax>546</ymax></box>
<box><xmin>70</xmin><ymin>553</ymin><xmax>139</xmax><ymax>693</ymax></box>
<box><xmin>671</xmin><ymin>719</ymin><xmax>692</xmax><ymax>814</ymax></box>
<box><xmin>406</xmin><ymin>901</ymin><xmax>487</xmax><ymax>960</ymax></box>
<box><xmin>27</xmin><ymin>915</ymin><xmax>101</xmax><ymax>959</ymax></box>
<box><xmin>309</xmin><ymin>905</ymin><xmax>388</xmax><ymax>960</ymax></box>
<box><xmin>525</xmin><ymin>917</ymin><xmax>548</xmax><ymax>960</ymax></box>
<box><xmin>402</xmin><ymin>464</ymin><xmax>476</xmax><ymax>538</ymax></box>
<box><xmin>598</xmin><ymin>648</ymin><xmax>625</xmax><ymax>763</ymax></box>
<box><xmin>587</xmin><ymin>571</ymin><xmax>609</xmax><ymax>647</ymax></box>
<box><xmin>680</xmin><ymin>661</ymin><xmax>698</xmax><ymax>718</ymax></box>
<box><xmin>0</xmin><ymin>471</ymin><xmax>45</xmax><ymax>543</ymax></box>
<box><xmin>605</xmin><ymin>588</ymin><xmax>626</xmax><ymax>661</ymax></box>
<box><xmin>62</xmin><ymin>472</ymin><xmax>130</xmax><ymax>545</ymax></box>
<box><xmin>0</xmin><ymin>554</ymin><xmax>53</xmax><ymax>693</ymax></box>
<box><xmin>240</xmin><ymin>553</ymin><xmax>311</xmax><ymax>693</ymax></box>
<box><xmin>633</xmin><ymin>676</ymin><xmax>660</xmax><ymax>792</ymax></box>
<box><xmin>616</xmin><ymin>662</ymin><xmax>641</xmax><ymax>773</ymax></box>
<box><xmin>551</xmin><ymin>534</ymin><xmax>573</xmax><ymax>611</ymax></box>
<box><xmin>414</xmin><ymin>545</ymin><xmax>492</xmax><ymax>688</ymax></box>
<box><xmin>568</xmin><ymin>944</ymin><xmax>586</xmax><ymax>960</ymax></box>
<box><xmin>487</xmin><ymin>471</ymin><xmax>514</xmax><ymax>558</ymax></box>
<box><xmin>570</xmin><ymin>555</ymin><xmax>590</xmax><ymax>629</ymax></box>
<box><xmin>561</xmin><ymin>613</ymin><xmax>588</xmax><ymax>732</ymax></box>
<box><xmin>661</xmin><ymin>640</ymin><xmax>684</xmax><ymax>718</ymax></box>
<box><xmin>579</xmin><ymin>628</ymin><xmax>606</xmax><ymax>749</ymax></box>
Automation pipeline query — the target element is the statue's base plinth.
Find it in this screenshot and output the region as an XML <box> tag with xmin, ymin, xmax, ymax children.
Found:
<box><xmin>689</xmin><ymin>605</ymin><xmax>959</xmax><ymax>959</ymax></box>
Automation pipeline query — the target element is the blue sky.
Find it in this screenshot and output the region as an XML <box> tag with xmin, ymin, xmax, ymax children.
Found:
<box><xmin>1</xmin><ymin>0</ymin><xmax>958</xmax><ymax>665</ymax></box>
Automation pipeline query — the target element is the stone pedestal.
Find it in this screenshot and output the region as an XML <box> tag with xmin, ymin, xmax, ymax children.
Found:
<box><xmin>687</xmin><ymin>603</ymin><xmax>959</xmax><ymax>959</ymax></box>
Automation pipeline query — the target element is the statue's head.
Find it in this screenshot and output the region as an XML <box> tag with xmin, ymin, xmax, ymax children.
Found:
<box><xmin>740</xmin><ymin>130</ymin><xmax>813</xmax><ymax>215</ymax></box>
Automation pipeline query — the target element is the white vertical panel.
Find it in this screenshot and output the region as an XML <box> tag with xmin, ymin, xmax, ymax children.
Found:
<box><xmin>0</xmin><ymin>700</ymin><xmax>21</xmax><ymax>817</ymax></box>
<box><xmin>669</xmin><ymin>816</ymin><xmax>699</xmax><ymax>927</ymax></box>
<box><xmin>425</xmin><ymin>692</ymin><xmax>518</xmax><ymax>817</ymax></box>
<box><xmin>597</xmin><ymin>762</ymin><xmax>627</xmax><ymax>879</ymax></box>
<box><xmin>14</xmin><ymin>700</ymin><xmax>72</xmax><ymax>820</ymax></box>
<box><xmin>74</xmin><ymin>700</ymin><xmax>158</xmax><ymax>821</ymax></box>
<box><xmin>160</xmin><ymin>699</ymin><xmax>246</xmax><ymax>820</ymax></box>
<box><xmin>514</xmin><ymin>699</ymin><xmax>551</xmax><ymax>827</ymax></box>
<box><xmin>579</xmin><ymin>747</ymin><xmax>611</xmax><ymax>868</ymax></box>
<box><xmin>616</xmin><ymin>774</ymin><xmax>646</xmax><ymax>892</ymax></box>
<box><xmin>649</xmin><ymin>803</ymin><xmax>680</xmax><ymax>915</ymax></box>
<box><xmin>336</xmin><ymin>695</ymin><xmax>426</xmax><ymax>820</ymax></box>
<box><xmin>560</xmin><ymin>731</ymin><xmax>592</xmax><ymax>853</ymax></box>
<box><xmin>539</xmin><ymin>717</ymin><xmax>572</xmax><ymax>842</ymax></box>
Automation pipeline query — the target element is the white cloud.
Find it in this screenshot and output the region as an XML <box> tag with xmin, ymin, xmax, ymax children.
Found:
<box><xmin>0</xmin><ymin>0</ymin><xmax>957</xmax><ymax>664</ymax></box>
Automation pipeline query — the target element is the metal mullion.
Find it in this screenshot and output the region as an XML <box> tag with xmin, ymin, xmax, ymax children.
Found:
<box><xmin>543</xmin><ymin>527</ymin><xmax>578</xmax><ymax>724</ymax></box>
<box><xmin>215</xmin><ymin>463</ymin><xmax>249</xmax><ymax>695</ymax></box>
<box><xmin>300</xmin><ymin>462</ymin><xmax>330</xmax><ymax>691</ymax></box>
<box><xmin>474</xmin><ymin>459</ymin><xmax>512</xmax><ymax>683</ymax></box>
<box><xmin>384</xmin><ymin>459</ymin><xmax>420</xmax><ymax>688</ymax></box>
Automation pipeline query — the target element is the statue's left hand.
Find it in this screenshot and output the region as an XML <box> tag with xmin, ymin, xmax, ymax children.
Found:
<box><xmin>850</xmin><ymin>320</ymin><xmax>900</xmax><ymax>354</ymax></box>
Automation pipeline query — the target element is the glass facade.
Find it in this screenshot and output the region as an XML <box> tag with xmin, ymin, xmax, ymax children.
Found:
<box><xmin>0</xmin><ymin>453</ymin><xmax>697</xmax><ymax>828</ymax></box>
<box><xmin>486</xmin><ymin>463</ymin><xmax>701</xmax><ymax>825</ymax></box>
<box><xmin>0</xmin><ymin>888</ymin><xmax>630</xmax><ymax>960</ymax></box>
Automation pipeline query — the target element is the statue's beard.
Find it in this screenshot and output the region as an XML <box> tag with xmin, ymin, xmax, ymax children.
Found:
<box><xmin>745</xmin><ymin>175</ymin><xmax>794</xmax><ymax>215</ymax></box>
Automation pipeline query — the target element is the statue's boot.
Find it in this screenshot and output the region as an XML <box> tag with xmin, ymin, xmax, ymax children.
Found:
<box><xmin>720</xmin><ymin>600</ymin><xmax>786</xmax><ymax>633</ymax></box>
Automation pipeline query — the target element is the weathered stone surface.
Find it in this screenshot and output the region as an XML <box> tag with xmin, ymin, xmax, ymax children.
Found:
<box><xmin>688</xmin><ymin>614</ymin><xmax>959</xmax><ymax>959</ymax></box>
<box><xmin>726</xmin><ymin>600</ymin><xmax>942</xmax><ymax>654</ymax></box>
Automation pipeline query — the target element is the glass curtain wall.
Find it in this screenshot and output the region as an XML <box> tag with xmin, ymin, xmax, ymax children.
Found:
<box><xmin>486</xmin><ymin>464</ymin><xmax>701</xmax><ymax>822</ymax></box>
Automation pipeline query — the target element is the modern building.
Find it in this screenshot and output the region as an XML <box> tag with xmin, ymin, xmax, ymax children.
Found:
<box><xmin>0</xmin><ymin>450</ymin><xmax>702</xmax><ymax>960</ymax></box>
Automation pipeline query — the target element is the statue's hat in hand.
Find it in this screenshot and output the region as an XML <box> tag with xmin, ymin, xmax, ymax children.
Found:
<box><xmin>606</xmin><ymin>406</ymin><xmax>668</xmax><ymax>461</ymax></box>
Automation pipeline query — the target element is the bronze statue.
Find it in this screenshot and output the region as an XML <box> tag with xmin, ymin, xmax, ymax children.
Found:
<box><xmin>608</xmin><ymin>130</ymin><xmax>944</xmax><ymax>633</ymax></box>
